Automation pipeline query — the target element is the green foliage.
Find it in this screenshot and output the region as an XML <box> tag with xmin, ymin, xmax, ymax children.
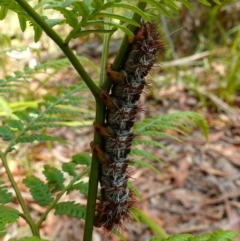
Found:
<box><xmin>43</xmin><ymin>165</ymin><xmax>65</xmax><ymax>192</ymax></box>
<box><xmin>9</xmin><ymin>237</ymin><xmax>50</xmax><ymax>241</ymax></box>
<box><xmin>0</xmin><ymin>80</ymin><xmax>94</xmax><ymax>153</ymax></box>
<box><xmin>0</xmin><ymin>180</ymin><xmax>13</xmax><ymax>204</ymax></box>
<box><xmin>0</xmin><ymin>0</ymin><xmax>41</xmax><ymax>40</ymax></box>
<box><xmin>23</xmin><ymin>175</ymin><xmax>54</xmax><ymax>206</ymax></box>
<box><xmin>66</xmin><ymin>181</ymin><xmax>89</xmax><ymax>195</ymax></box>
<box><xmin>134</xmin><ymin>208</ymin><xmax>168</xmax><ymax>238</ymax></box>
<box><xmin>62</xmin><ymin>152</ymin><xmax>91</xmax><ymax>177</ymax></box>
<box><xmin>134</xmin><ymin>111</ymin><xmax>208</xmax><ymax>138</ymax></box>
<box><xmin>149</xmin><ymin>229</ymin><xmax>238</xmax><ymax>241</ymax></box>
<box><xmin>0</xmin><ymin>0</ymin><xmax>222</xmax><ymax>42</ymax></box>
<box><xmin>54</xmin><ymin>201</ymin><xmax>86</xmax><ymax>219</ymax></box>
<box><xmin>0</xmin><ymin>205</ymin><xmax>20</xmax><ymax>238</ymax></box>
<box><xmin>131</xmin><ymin>111</ymin><xmax>208</xmax><ymax>163</ymax></box>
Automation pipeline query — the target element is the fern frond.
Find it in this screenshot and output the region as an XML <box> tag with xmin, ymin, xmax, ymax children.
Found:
<box><xmin>130</xmin><ymin>148</ymin><xmax>162</xmax><ymax>162</ymax></box>
<box><xmin>134</xmin><ymin>111</ymin><xmax>208</xmax><ymax>139</ymax></box>
<box><xmin>62</xmin><ymin>162</ymin><xmax>77</xmax><ymax>177</ymax></box>
<box><xmin>0</xmin><ymin>126</ymin><xmax>14</xmax><ymax>141</ymax></box>
<box><xmin>0</xmin><ymin>205</ymin><xmax>20</xmax><ymax>238</ymax></box>
<box><xmin>43</xmin><ymin>165</ymin><xmax>65</xmax><ymax>193</ymax></box>
<box><xmin>72</xmin><ymin>153</ymin><xmax>91</xmax><ymax>167</ymax></box>
<box><xmin>139</xmin><ymin>131</ymin><xmax>181</xmax><ymax>142</ymax></box>
<box><xmin>16</xmin><ymin>134</ymin><xmax>65</xmax><ymax>143</ymax></box>
<box><xmin>0</xmin><ymin>0</ymin><xmax>42</xmax><ymax>41</ymax></box>
<box><xmin>1</xmin><ymin>83</ymin><xmax>93</xmax><ymax>151</ymax></box>
<box><xmin>62</xmin><ymin>153</ymin><xmax>91</xmax><ymax>177</ymax></box>
<box><xmin>132</xmin><ymin>139</ymin><xmax>172</xmax><ymax>154</ymax></box>
<box><xmin>149</xmin><ymin>229</ymin><xmax>238</xmax><ymax>241</ymax></box>
<box><xmin>0</xmin><ymin>180</ymin><xmax>13</xmax><ymax>204</ymax></box>
<box><xmin>9</xmin><ymin>237</ymin><xmax>50</xmax><ymax>241</ymax></box>
<box><xmin>66</xmin><ymin>181</ymin><xmax>88</xmax><ymax>195</ymax></box>
<box><xmin>54</xmin><ymin>201</ymin><xmax>86</xmax><ymax>219</ymax></box>
<box><xmin>133</xmin><ymin>160</ymin><xmax>161</xmax><ymax>174</ymax></box>
<box><xmin>23</xmin><ymin>176</ymin><xmax>53</xmax><ymax>206</ymax></box>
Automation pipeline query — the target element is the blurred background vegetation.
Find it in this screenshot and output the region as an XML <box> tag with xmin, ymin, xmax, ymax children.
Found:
<box><xmin>0</xmin><ymin>0</ymin><xmax>240</xmax><ymax>240</ymax></box>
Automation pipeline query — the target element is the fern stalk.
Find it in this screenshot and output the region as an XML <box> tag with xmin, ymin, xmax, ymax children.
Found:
<box><xmin>83</xmin><ymin>102</ymin><xmax>105</xmax><ymax>241</ymax></box>
<box><xmin>14</xmin><ymin>0</ymin><xmax>100</xmax><ymax>100</ymax></box>
<box><xmin>0</xmin><ymin>151</ymin><xmax>39</xmax><ymax>237</ymax></box>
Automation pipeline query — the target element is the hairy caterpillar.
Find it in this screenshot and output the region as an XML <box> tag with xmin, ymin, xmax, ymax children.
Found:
<box><xmin>93</xmin><ymin>21</ymin><xmax>165</xmax><ymax>231</ymax></box>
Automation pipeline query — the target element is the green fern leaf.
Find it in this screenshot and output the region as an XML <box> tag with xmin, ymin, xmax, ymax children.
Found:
<box><xmin>130</xmin><ymin>148</ymin><xmax>161</xmax><ymax>162</ymax></box>
<box><xmin>0</xmin><ymin>205</ymin><xmax>20</xmax><ymax>238</ymax></box>
<box><xmin>134</xmin><ymin>112</ymin><xmax>208</xmax><ymax>139</ymax></box>
<box><xmin>197</xmin><ymin>0</ymin><xmax>211</xmax><ymax>6</ymax></box>
<box><xmin>209</xmin><ymin>229</ymin><xmax>238</xmax><ymax>241</ymax></box>
<box><xmin>176</xmin><ymin>0</ymin><xmax>194</xmax><ymax>10</ymax></box>
<box><xmin>95</xmin><ymin>13</ymin><xmax>139</xmax><ymax>27</ymax></box>
<box><xmin>43</xmin><ymin>165</ymin><xmax>65</xmax><ymax>192</ymax></box>
<box><xmin>132</xmin><ymin>139</ymin><xmax>172</xmax><ymax>154</ymax></box>
<box><xmin>51</xmin><ymin>7</ymin><xmax>78</xmax><ymax>27</ymax></box>
<box><xmin>162</xmin><ymin>1</ymin><xmax>179</xmax><ymax>13</ymax></box>
<box><xmin>0</xmin><ymin>126</ymin><xmax>14</xmax><ymax>141</ymax></box>
<box><xmin>33</xmin><ymin>23</ymin><xmax>43</xmax><ymax>42</ymax></box>
<box><xmin>0</xmin><ymin>6</ymin><xmax>8</xmax><ymax>20</ymax></box>
<box><xmin>23</xmin><ymin>176</ymin><xmax>53</xmax><ymax>206</ymax></box>
<box><xmin>112</xmin><ymin>3</ymin><xmax>151</xmax><ymax>21</ymax></box>
<box><xmin>149</xmin><ymin>229</ymin><xmax>238</xmax><ymax>241</ymax></box>
<box><xmin>45</xmin><ymin>107</ymin><xmax>81</xmax><ymax>116</ymax></box>
<box><xmin>9</xmin><ymin>237</ymin><xmax>50</xmax><ymax>241</ymax></box>
<box><xmin>72</xmin><ymin>152</ymin><xmax>91</xmax><ymax>167</ymax></box>
<box><xmin>0</xmin><ymin>180</ymin><xmax>13</xmax><ymax>204</ymax></box>
<box><xmin>189</xmin><ymin>233</ymin><xmax>211</xmax><ymax>241</ymax></box>
<box><xmin>112</xmin><ymin>230</ymin><xmax>126</xmax><ymax>241</ymax></box>
<box><xmin>91</xmin><ymin>0</ymin><xmax>104</xmax><ymax>10</ymax></box>
<box><xmin>133</xmin><ymin>160</ymin><xmax>161</xmax><ymax>174</ymax></box>
<box><xmin>18</xmin><ymin>14</ymin><xmax>27</xmax><ymax>32</ymax></box>
<box><xmin>71</xmin><ymin>1</ymin><xmax>90</xmax><ymax>19</ymax></box>
<box><xmin>66</xmin><ymin>181</ymin><xmax>88</xmax><ymax>195</ymax></box>
<box><xmin>139</xmin><ymin>0</ymin><xmax>173</xmax><ymax>17</ymax></box>
<box><xmin>140</xmin><ymin>131</ymin><xmax>181</xmax><ymax>142</ymax></box>
<box><xmin>4</xmin><ymin>119</ymin><xmax>24</xmax><ymax>131</ymax></box>
<box><xmin>16</xmin><ymin>134</ymin><xmax>65</xmax><ymax>144</ymax></box>
<box><xmin>45</xmin><ymin>18</ymin><xmax>65</xmax><ymax>27</ymax></box>
<box><xmin>54</xmin><ymin>201</ymin><xmax>86</xmax><ymax>219</ymax></box>
<box><xmin>13</xmin><ymin>111</ymin><xmax>32</xmax><ymax>122</ymax></box>
<box><xmin>26</xmin><ymin>123</ymin><xmax>69</xmax><ymax>130</ymax></box>
<box><xmin>82</xmin><ymin>20</ymin><xmax>134</xmax><ymax>37</ymax></box>
<box><xmin>62</xmin><ymin>162</ymin><xmax>77</xmax><ymax>177</ymax></box>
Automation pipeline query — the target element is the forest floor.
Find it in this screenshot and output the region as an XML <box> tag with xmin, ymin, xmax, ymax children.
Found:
<box><xmin>1</xmin><ymin>44</ymin><xmax>240</xmax><ymax>241</ymax></box>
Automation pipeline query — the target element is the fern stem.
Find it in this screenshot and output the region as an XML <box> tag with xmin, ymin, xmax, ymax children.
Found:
<box><xmin>83</xmin><ymin>101</ymin><xmax>105</xmax><ymax>241</ymax></box>
<box><xmin>0</xmin><ymin>151</ymin><xmax>39</xmax><ymax>237</ymax></box>
<box><xmin>14</xmin><ymin>0</ymin><xmax>100</xmax><ymax>99</ymax></box>
<box><xmin>99</xmin><ymin>11</ymin><xmax>114</xmax><ymax>86</ymax></box>
<box><xmin>101</xmin><ymin>1</ymin><xmax>147</xmax><ymax>92</ymax></box>
<box><xmin>37</xmin><ymin>167</ymin><xmax>90</xmax><ymax>228</ymax></box>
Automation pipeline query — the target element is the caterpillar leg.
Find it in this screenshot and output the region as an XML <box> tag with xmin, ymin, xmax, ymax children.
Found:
<box><xmin>91</xmin><ymin>142</ymin><xmax>111</xmax><ymax>165</ymax></box>
<box><xmin>99</xmin><ymin>91</ymin><xmax>118</xmax><ymax>111</ymax></box>
<box><xmin>93</xmin><ymin>122</ymin><xmax>112</xmax><ymax>139</ymax></box>
<box><xmin>106</xmin><ymin>64</ymin><xmax>126</xmax><ymax>84</ymax></box>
